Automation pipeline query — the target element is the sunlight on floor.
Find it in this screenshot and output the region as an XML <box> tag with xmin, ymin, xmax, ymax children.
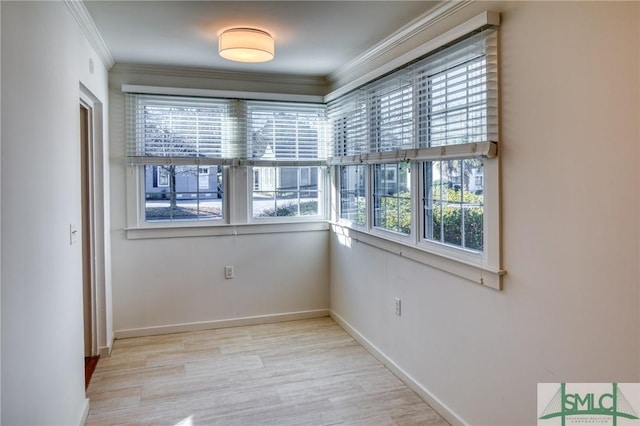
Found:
<box><xmin>174</xmin><ymin>415</ymin><xmax>193</xmax><ymax>426</ymax></box>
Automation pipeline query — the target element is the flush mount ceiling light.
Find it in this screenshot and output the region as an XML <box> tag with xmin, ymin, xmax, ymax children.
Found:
<box><xmin>218</xmin><ymin>28</ymin><xmax>275</xmax><ymax>63</ymax></box>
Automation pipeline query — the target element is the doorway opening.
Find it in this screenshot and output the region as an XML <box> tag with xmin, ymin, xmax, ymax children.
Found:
<box><xmin>80</xmin><ymin>84</ymin><xmax>112</xmax><ymax>389</ymax></box>
<box><xmin>80</xmin><ymin>102</ymin><xmax>94</xmax><ymax>359</ymax></box>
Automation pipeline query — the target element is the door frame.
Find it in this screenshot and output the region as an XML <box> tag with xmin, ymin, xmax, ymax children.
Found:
<box><xmin>79</xmin><ymin>85</ymin><xmax>107</xmax><ymax>359</ymax></box>
<box><xmin>79</xmin><ymin>100</ymin><xmax>96</xmax><ymax>357</ymax></box>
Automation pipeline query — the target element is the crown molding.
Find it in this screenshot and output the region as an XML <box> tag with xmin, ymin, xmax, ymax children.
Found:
<box><xmin>64</xmin><ymin>0</ymin><xmax>115</xmax><ymax>70</ymax></box>
<box><xmin>111</xmin><ymin>63</ymin><xmax>329</xmax><ymax>89</ymax></box>
<box><xmin>327</xmin><ymin>0</ymin><xmax>473</xmax><ymax>86</ymax></box>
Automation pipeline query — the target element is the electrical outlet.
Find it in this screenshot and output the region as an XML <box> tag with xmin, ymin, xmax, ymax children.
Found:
<box><xmin>224</xmin><ymin>265</ymin><xmax>234</xmax><ymax>279</ymax></box>
<box><xmin>395</xmin><ymin>297</ymin><xmax>401</xmax><ymax>316</ymax></box>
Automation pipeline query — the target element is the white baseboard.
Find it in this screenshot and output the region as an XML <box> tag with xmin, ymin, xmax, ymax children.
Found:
<box><xmin>78</xmin><ymin>398</ymin><xmax>90</xmax><ymax>425</ymax></box>
<box><xmin>114</xmin><ymin>309</ymin><xmax>330</xmax><ymax>339</ymax></box>
<box><xmin>330</xmin><ymin>310</ymin><xmax>466</xmax><ymax>426</ymax></box>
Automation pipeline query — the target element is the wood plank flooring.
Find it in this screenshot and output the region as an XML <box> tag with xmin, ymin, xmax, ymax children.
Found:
<box><xmin>86</xmin><ymin>317</ymin><xmax>448</xmax><ymax>425</ymax></box>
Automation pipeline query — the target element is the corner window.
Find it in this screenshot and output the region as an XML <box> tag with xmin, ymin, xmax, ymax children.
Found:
<box><xmin>328</xmin><ymin>28</ymin><xmax>502</xmax><ymax>288</ymax></box>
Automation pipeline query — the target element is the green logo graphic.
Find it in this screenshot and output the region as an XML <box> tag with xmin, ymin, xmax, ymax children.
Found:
<box><xmin>539</xmin><ymin>383</ymin><xmax>639</xmax><ymax>426</ymax></box>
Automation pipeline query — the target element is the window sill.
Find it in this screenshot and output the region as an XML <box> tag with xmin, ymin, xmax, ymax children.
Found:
<box><xmin>125</xmin><ymin>221</ymin><xmax>330</xmax><ymax>240</ymax></box>
<box><xmin>331</xmin><ymin>223</ymin><xmax>505</xmax><ymax>290</ymax></box>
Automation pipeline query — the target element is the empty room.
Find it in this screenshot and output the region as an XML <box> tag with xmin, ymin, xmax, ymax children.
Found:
<box><xmin>1</xmin><ymin>1</ymin><xmax>639</xmax><ymax>425</ymax></box>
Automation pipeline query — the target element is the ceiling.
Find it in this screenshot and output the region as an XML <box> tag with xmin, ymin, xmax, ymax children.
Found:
<box><xmin>84</xmin><ymin>1</ymin><xmax>441</xmax><ymax>77</ymax></box>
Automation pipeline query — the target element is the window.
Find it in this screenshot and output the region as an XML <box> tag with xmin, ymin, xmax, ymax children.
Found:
<box><xmin>373</xmin><ymin>163</ymin><xmax>411</xmax><ymax>234</ymax></box>
<box><xmin>126</xmin><ymin>95</ymin><xmax>233</xmax><ymax>224</ymax></box>
<box><xmin>328</xmin><ymin>28</ymin><xmax>501</xmax><ymax>288</ymax></box>
<box><xmin>126</xmin><ymin>94</ymin><xmax>329</xmax><ymax>228</ymax></box>
<box><xmin>424</xmin><ymin>159</ymin><xmax>483</xmax><ymax>251</ymax></box>
<box><xmin>144</xmin><ymin>165</ymin><xmax>223</xmax><ymax>222</ymax></box>
<box><xmin>339</xmin><ymin>165</ymin><xmax>366</xmax><ymax>225</ymax></box>
<box><xmin>247</xmin><ymin>101</ymin><xmax>328</xmax><ymax>220</ymax></box>
<box><xmin>252</xmin><ymin>167</ymin><xmax>321</xmax><ymax>217</ymax></box>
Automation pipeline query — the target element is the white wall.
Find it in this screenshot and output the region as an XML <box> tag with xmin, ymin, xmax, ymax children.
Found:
<box><xmin>330</xmin><ymin>2</ymin><xmax>640</xmax><ymax>425</ymax></box>
<box><xmin>108</xmin><ymin>69</ymin><xmax>330</xmax><ymax>335</ymax></box>
<box><xmin>111</xmin><ymin>231</ymin><xmax>329</xmax><ymax>334</ymax></box>
<box><xmin>1</xmin><ymin>2</ymin><xmax>109</xmax><ymax>424</ymax></box>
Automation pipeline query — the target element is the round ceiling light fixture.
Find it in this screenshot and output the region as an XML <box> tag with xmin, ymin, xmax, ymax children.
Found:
<box><xmin>218</xmin><ymin>28</ymin><xmax>275</xmax><ymax>63</ymax></box>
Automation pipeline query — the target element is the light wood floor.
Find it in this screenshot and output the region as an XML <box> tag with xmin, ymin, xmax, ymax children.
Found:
<box><xmin>86</xmin><ymin>317</ymin><xmax>448</xmax><ymax>425</ymax></box>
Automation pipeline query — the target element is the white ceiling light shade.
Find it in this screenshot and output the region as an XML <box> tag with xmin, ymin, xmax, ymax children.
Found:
<box><xmin>218</xmin><ymin>28</ymin><xmax>275</xmax><ymax>63</ymax></box>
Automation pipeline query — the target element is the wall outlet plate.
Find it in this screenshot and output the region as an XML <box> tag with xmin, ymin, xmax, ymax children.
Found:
<box><xmin>224</xmin><ymin>265</ymin><xmax>234</xmax><ymax>279</ymax></box>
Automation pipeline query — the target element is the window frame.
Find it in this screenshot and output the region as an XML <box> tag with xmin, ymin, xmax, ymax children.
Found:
<box><xmin>129</xmin><ymin>163</ymin><xmax>230</xmax><ymax>229</ymax></box>
<box><xmin>369</xmin><ymin>161</ymin><xmax>414</xmax><ymax>243</ymax></box>
<box><xmin>124</xmin><ymin>92</ymin><xmax>330</xmax><ymax>233</ymax></box>
<box><xmin>249</xmin><ymin>165</ymin><xmax>327</xmax><ymax>223</ymax></box>
<box><xmin>337</xmin><ymin>164</ymin><xmax>368</xmax><ymax>229</ymax></box>
<box><xmin>417</xmin><ymin>159</ymin><xmax>488</xmax><ymax>266</ymax></box>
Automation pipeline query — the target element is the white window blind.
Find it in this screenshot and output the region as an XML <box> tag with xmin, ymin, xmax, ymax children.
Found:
<box><xmin>327</xmin><ymin>29</ymin><xmax>498</xmax><ymax>165</ymax></box>
<box><xmin>126</xmin><ymin>94</ymin><xmax>242</xmax><ymax>165</ymax></box>
<box><xmin>367</xmin><ymin>71</ymin><xmax>414</xmax><ymax>153</ymax></box>
<box><xmin>126</xmin><ymin>95</ymin><xmax>329</xmax><ymax>167</ymax></box>
<box><xmin>416</xmin><ymin>31</ymin><xmax>498</xmax><ymax>147</ymax></box>
<box><xmin>247</xmin><ymin>101</ymin><xmax>329</xmax><ymax>166</ymax></box>
<box><xmin>327</xmin><ymin>90</ymin><xmax>367</xmax><ymax>156</ymax></box>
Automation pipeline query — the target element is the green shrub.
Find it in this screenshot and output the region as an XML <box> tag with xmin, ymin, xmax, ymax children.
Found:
<box><xmin>376</xmin><ymin>192</ymin><xmax>411</xmax><ymax>234</ymax></box>
<box><xmin>430</xmin><ymin>188</ymin><xmax>483</xmax><ymax>251</ymax></box>
<box><xmin>372</xmin><ymin>188</ymin><xmax>483</xmax><ymax>250</ymax></box>
<box><xmin>260</xmin><ymin>200</ymin><xmax>318</xmax><ymax>217</ymax></box>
